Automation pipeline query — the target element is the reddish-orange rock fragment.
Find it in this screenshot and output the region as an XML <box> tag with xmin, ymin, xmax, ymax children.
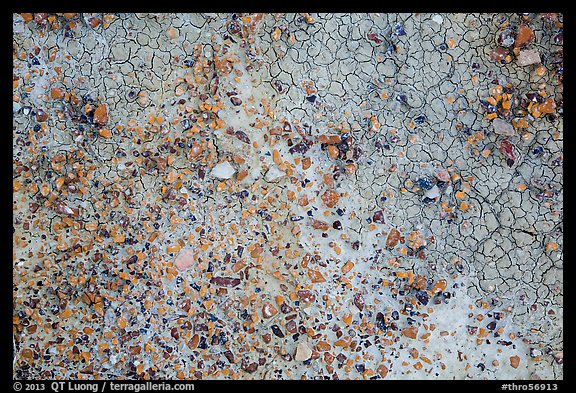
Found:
<box><xmin>510</xmin><ymin>355</ymin><xmax>520</xmax><ymax>368</ymax></box>
<box><xmin>377</xmin><ymin>364</ymin><xmax>389</xmax><ymax>378</ymax></box>
<box><xmin>21</xmin><ymin>13</ymin><xmax>34</xmax><ymax>22</ymax></box>
<box><xmin>432</xmin><ymin>279</ymin><xmax>447</xmax><ymax>293</ymax></box>
<box><xmin>319</xmin><ymin>134</ymin><xmax>342</xmax><ymax>144</ymax></box>
<box><xmin>326</xmin><ymin>145</ymin><xmax>340</xmax><ymax>159</ymax></box>
<box><xmin>297</xmin><ymin>290</ymin><xmax>316</xmax><ymax>303</ymax></box>
<box><xmin>315</xmin><ymin>341</ymin><xmax>332</xmax><ymax>352</ymax></box>
<box><xmin>308</xmin><ymin>269</ymin><xmax>326</xmax><ymax>283</ymax></box>
<box><xmin>93</xmin><ymin>104</ymin><xmax>108</xmax><ymax>125</ymax></box>
<box><xmin>50</xmin><ymin>87</ymin><xmax>64</xmax><ymax>99</ymax></box>
<box><xmin>321</xmin><ymin>190</ymin><xmax>340</xmax><ymax>208</ymax></box>
<box><xmin>262</xmin><ymin>302</ymin><xmax>279</xmax><ymax>318</ymax></box>
<box><xmin>386</xmin><ymin>228</ymin><xmax>401</xmax><ymax>248</ymax></box>
<box><xmin>539</xmin><ymin>98</ymin><xmax>556</xmax><ymax>114</ymax></box>
<box><xmin>515</xmin><ymin>25</ymin><xmax>534</xmax><ymax>47</ymax></box>
<box><xmin>310</xmin><ymin>218</ymin><xmax>330</xmax><ymax>231</ymax></box>
<box><xmin>402</xmin><ymin>326</ymin><xmax>418</xmax><ymax>339</ymax></box>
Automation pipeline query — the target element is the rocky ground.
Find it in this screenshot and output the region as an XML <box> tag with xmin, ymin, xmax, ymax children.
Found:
<box><xmin>13</xmin><ymin>13</ymin><xmax>563</xmax><ymax>380</ymax></box>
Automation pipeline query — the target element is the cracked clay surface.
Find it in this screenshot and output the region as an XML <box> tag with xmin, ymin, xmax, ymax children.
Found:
<box><xmin>13</xmin><ymin>13</ymin><xmax>562</xmax><ymax>380</ymax></box>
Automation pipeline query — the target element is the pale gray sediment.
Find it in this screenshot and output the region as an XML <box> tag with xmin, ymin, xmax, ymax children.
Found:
<box><xmin>13</xmin><ymin>12</ymin><xmax>562</xmax><ymax>380</ymax></box>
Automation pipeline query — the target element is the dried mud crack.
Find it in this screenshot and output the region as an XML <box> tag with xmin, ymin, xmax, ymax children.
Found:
<box><xmin>13</xmin><ymin>13</ymin><xmax>562</xmax><ymax>380</ymax></box>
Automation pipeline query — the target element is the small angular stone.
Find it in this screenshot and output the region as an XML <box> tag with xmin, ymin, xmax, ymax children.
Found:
<box><xmin>297</xmin><ymin>290</ymin><xmax>316</xmax><ymax>303</ymax></box>
<box><xmin>510</xmin><ymin>355</ymin><xmax>520</xmax><ymax>369</ymax></box>
<box><xmin>93</xmin><ymin>104</ymin><xmax>108</xmax><ymax>125</ymax></box>
<box><xmin>372</xmin><ymin>210</ymin><xmax>385</xmax><ymax>224</ymax></box>
<box><xmin>262</xmin><ymin>302</ymin><xmax>279</xmax><ymax>318</ymax></box>
<box><xmin>321</xmin><ymin>190</ymin><xmax>340</xmax><ymax>208</ymax></box>
<box><xmin>517</xmin><ymin>49</ymin><xmax>541</xmax><ymax>66</ymax></box>
<box><xmin>539</xmin><ymin>98</ymin><xmax>556</xmax><ymax>114</ymax></box>
<box><xmin>500</xmin><ymin>139</ymin><xmax>516</xmax><ymax>162</ymax></box>
<box><xmin>386</xmin><ymin>228</ymin><xmax>401</xmax><ymax>248</ymax></box>
<box><xmin>515</xmin><ymin>25</ymin><xmax>534</xmax><ymax>47</ymax></box>
<box><xmin>492</xmin><ymin>118</ymin><xmax>516</xmax><ymax>136</ymax></box>
<box><xmin>295</xmin><ymin>342</ymin><xmax>312</xmax><ymax>361</ymax></box>
<box><xmin>35</xmin><ymin>108</ymin><xmax>48</xmax><ymax>122</ymax></box>
<box><xmin>310</xmin><ymin>218</ymin><xmax>329</xmax><ymax>231</ymax></box>
<box><xmin>417</xmin><ymin>176</ymin><xmax>434</xmax><ymax>190</ymax></box>
<box><xmin>431</xmin><ymin>14</ymin><xmax>443</xmax><ymax>25</ymax></box>
<box><xmin>210</xmin><ymin>276</ymin><xmax>241</xmax><ymax>287</ymax></box>
<box><xmin>424</xmin><ymin>185</ymin><xmax>440</xmax><ymax>200</ymax></box>
<box><xmin>211</xmin><ymin>161</ymin><xmax>236</xmax><ymax>179</ymax></box>
<box><xmin>434</xmin><ymin>169</ymin><xmax>450</xmax><ymax>183</ymax></box>
<box><xmin>497</xmin><ymin>29</ymin><xmax>515</xmax><ymax>47</ymax></box>
<box><xmin>174</xmin><ymin>250</ymin><xmax>195</xmax><ymax>271</ymax></box>
<box><xmin>491</xmin><ymin>47</ymin><xmax>509</xmax><ymax>62</ymax></box>
<box><xmin>353</xmin><ymin>293</ymin><xmax>365</xmax><ymax>311</ymax></box>
<box><xmin>402</xmin><ymin>326</ymin><xmax>418</xmax><ymax>339</ymax></box>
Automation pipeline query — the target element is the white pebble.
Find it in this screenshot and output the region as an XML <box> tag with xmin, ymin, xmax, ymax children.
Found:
<box><xmin>295</xmin><ymin>342</ymin><xmax>312</xmax><ymax>361</ymax></box>
<box><xmin>211</xmin><ymin>161</ymin><xmax>236</xmax><ymax>179</ymax></box>
<box><xmin>432</xmin><ymin>14</ymin><xmax>443</xmax><ymax>25</ymax></box>
<box><xmin>424</xmin><ymin>185</ymin><xmax>440</xmax><ymax>200</ymax></box>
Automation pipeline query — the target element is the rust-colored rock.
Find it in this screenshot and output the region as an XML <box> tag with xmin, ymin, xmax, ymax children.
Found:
<box><xmin>310</xmin><ymin>218</ymin><xmax>330</xmax><ymax>231</ymax></box>
<box><xmin>215</xmin><ymin>57</ymin><xmax>233</xmax><ymax>75</ymax></box>
<box><xmin>432</xmin><ymin>279</ymin><xmax>447</xmax><ymax>293</ymax></box>
<box><xmin>377</xmin><ymin>364</ymin><xmax>389</xmax><ymax>378</ymax></box>
<box><xmin>515</xmin><ymin>25</ymin><xmax>534</xmax><ymax>47</ymax></box>
<box><xmin>241</xmin><ymin>360</ymin><xmax>259</xmax><ymax>373</ymax></box>
<box><xmin>262</xmin><ymin>302</ymin><xmax>279</xmax><ymax>318</ymax></box>
<box><xmin>402</xmin><ymin>326</ymin><xmax>418</xmax><ymax>339</ymax></box>
<box><xmin>539</xmin><ymin>98</ymin><xmax>556</xmax><ymax>114</ymax></box>
<box><xmin>326</xmin><ymin>145</ymin><xmax>340</xmax><ymax>159</ymax></box>
<box><xmin>319</xmin><ymin>134</ymin><xmax>342</xmax><ymax>144</ymax></box>
<box><xmin>297</xmin><ymin>290</ymin><xmax>316</xmax><ymax>303</ymax></box>
<box><xmin>35</xmin><ymin>109</ymin><xmax>48</xmax><ymax>122</ymax></box>
<box><xmin>315</xmin><ymin>341</ymin><xmax>332</xmax><ymax>352</ymax></box>
<box><xmin>510</xmin><ymin>355</ymin><xmax>521</xmax><ymax>369</ymax></box>
<box><xmin>93</xmin><ymin>104</ymin><xmax>108</xmax><ymax>125</ymax></box>
<box><xmin>308</xmin><ymin>269</ymin><xmax>326</xmax><ymax>283</ymax></box>
<box><xmin>334</xmin><ymin>336</ymin><xmax>352</xmax><ymax>347</ymax></box>
<box><xmin>321</xmin><ymin>189</ymin><xmax>340</xmax><ymax>208</ymax></box>
<box><xmin>491</xmin><ymin>47</ymin><xmax>509</xmax><ymax>62</ymax></box>
<box><xmin>88</xmin><ymin>16</ymin><xmax>102</xmax><ymax>28</ymax></box>
<box><xmin>188</xmin><ymin>334</ymin><xmax>199</xmax><ymax>350</ymax></box>
<box><xmin>386</xmin><ymin>228</ymin><xmax>401</xmax><ymax>248</ymax></box>
<box><xmin>21</xmin><ymin>13</ymin><xmax>34</xmax><ymax>22</ymax></box>
<box><xmin>188</xmin><ymin>143</ymin><xmax>204</xmax><ymax>161</ymax></box>
<box><xmin>128</xmin><ymin>345</ymin><xmax>141</xmax><ymax>355</ymax></box>
<box><xmin>50</xmin><ymin>87</ymin><xmax>64</xmax><ymax>100</ymax></box>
